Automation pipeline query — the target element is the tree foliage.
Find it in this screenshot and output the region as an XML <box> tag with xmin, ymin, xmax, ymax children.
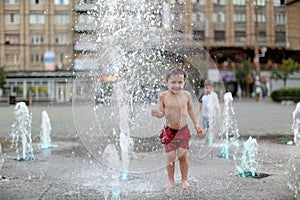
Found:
<box><xmin>235</xmin><ymin>61</ymin><xmax>253</xmax><ymax>83</ymax></box>
<box><xmin>271</xmin><ymin>58</ymin><xmax>300</xmax><ymax>88</ymax></box>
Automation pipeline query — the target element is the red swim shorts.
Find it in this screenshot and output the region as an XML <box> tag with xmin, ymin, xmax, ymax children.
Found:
<box><xmin>161</xmin><ymin>125</ymin><xmax>191</xmax><ymax>153</ymax></box>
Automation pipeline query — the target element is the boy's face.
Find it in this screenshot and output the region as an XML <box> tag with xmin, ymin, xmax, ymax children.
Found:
<box><xmin>166</xmin><ymin>74</ymin><xmax>185</xmax><ymax>94</ymax></box>
<box><xmin>204</xmin><ymin>85</ymin><xmax>210</xmax><ymax>94</ymax></box>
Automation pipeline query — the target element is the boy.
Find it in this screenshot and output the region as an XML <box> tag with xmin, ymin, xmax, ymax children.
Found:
<box><xmin>151</xmin><ymin>67</ymin><xmax>202</xmax><ymax>189</ymax></box>
<box><xmin>198</xmin><ymin>80</ymin><xmax>220</xmax><ymax>144</ymax></box>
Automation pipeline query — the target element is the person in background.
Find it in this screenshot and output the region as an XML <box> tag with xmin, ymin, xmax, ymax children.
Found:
<box><xmin>198</xmin><ymin>80</ymin><xmax>220</xmax><ymax>145</ymax></box>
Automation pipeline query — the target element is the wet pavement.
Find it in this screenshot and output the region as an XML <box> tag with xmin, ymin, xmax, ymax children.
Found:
<box><xmin>0</xmin><ymin>99</ymin><xmax>299</xmax><ymax>200</ymax></box>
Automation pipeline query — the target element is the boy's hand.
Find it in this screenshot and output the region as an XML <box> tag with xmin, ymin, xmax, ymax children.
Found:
<box><xmin>195</xmin><ymin>125</ymin><xmax>203</xmax><ymax>137</ymax></box>
<box><xmin>151</xmin><ymin>109</ymin><xmax>162</xmax><ymax>118</ymax></box>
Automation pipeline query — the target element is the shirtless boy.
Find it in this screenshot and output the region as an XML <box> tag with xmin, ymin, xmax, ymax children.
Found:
<box><xmin>151</xmin><ymin>67</ymin><xmax>202</xmax><ymax>189</ymax></box>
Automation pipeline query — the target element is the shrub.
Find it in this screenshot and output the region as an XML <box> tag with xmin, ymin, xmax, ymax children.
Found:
<box><xmin>270</xmin><ymin>88</ymin><xmax>300</xmax><ymax>103</ymax></box>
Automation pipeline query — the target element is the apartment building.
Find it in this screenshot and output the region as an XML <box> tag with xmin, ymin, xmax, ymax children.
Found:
<box><xmin>0</xmin><ymin>0</ymin><xmax>298</xmax><ymax>102</ymax></box>
<box><xmin>177</xmin><ymin>0</ymin><xmax>288</xmax><ymax>70</ymax></box>
<box><xmin>0</xmin><ymin>0</ymin><xmax>74</xmax><ymax>102</ymax></box>
<box><xmin>287</xmin><ymin>0</ymin><xmax>300</xmax><ymax>56</ymax></box>
<box><xmin>0</xmin><ymin>0</ymin><xmax>74</xmax><ymax>71</ymax></box>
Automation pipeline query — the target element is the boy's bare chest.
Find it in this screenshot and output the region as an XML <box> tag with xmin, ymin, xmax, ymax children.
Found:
<box><xmin>164</xmin><ymin>95</ymin><xmax>187</xmax><ymax>109</ymax></box>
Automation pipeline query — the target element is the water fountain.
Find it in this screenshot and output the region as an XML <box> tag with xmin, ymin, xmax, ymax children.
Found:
<box><xmin>72</xmin><ymin>0</ymin><xmax>225</xmax><ymax>196</ymax></box>
<box><xmin>288</xmin><ymin>102</ymin><xmax>300</xmax><ymax>198</ymax></box>
<box><xmin>10</xmin><ymin>102</ymin><xmax>34</xmax><ymax>161</ymax></box>
<box><xmin>218</xmin><ymin>92</ymin><xmax>240</xmax><ymax>158</ymax></box>
<box><xmin>293</xmin><ymin>102</ymin><xmax>300</xmax><ymax>146</ymax></box>
<box><xmin>234</xmin><ymin>136</ymin><xmax>259</xmax><ymax>177</ymax></box>
<box><xmin>40</xmin><ymin>110</ymin><xmax>52</xmax><ymax>149</ymax></box>
<box><xmin>288</xmin><ymin>154</ymin><xmax>300</xmax><ymax>199</ymax></box>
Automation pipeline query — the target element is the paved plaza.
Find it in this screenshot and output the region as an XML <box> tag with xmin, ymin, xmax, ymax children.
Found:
<box><xmin>0</xmin><ymin>99</ymin><xmax>299</xmax><ymax>199</ymax></box>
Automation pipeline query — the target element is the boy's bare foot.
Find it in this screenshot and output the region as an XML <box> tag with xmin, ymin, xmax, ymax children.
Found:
<box><xmin>164</xmin><ymin>181</ymin><xmax>174</xmax><ymax>189</ymax></box>
<box><xmin>182</xmin><ymin>180</ymin><xmax>190</xmax><ymax>189</ymax></box>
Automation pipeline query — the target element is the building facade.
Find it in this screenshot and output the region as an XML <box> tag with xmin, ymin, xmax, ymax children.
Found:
<box><xmin>0</xmin><ymin>0</ymin><xmax>74</xmax><ymax>102</ymax></box>
<box><xmin>0</xmin><ymin>0</ymin><xmax>74</xmax><ymax>71</ymax></box>
<box><xmin>168</xmin><ymin>0</ymin><xmax>288</xmax><ymax>70</ymax></box>
<box><xmin>0</xmin><ymin>0</ymin><xmax>299</xmax><ymax>102</ymax></box>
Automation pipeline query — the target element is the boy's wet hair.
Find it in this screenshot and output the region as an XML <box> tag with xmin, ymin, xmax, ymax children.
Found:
<box><xmin>166</xmin><ymin>67</ymin><xmax>187</xmax><ymax>81</ymax></box>
<box><xmin>204</xmin><ymin>79</ymin><xmax>214</xmax><ymax>88</ymax></box>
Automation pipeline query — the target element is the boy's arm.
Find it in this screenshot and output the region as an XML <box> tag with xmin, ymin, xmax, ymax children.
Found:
<box><xmin>187</xmin><ymin>92</ymin><xmax>202</xmax><ymax>135</ymax></box>
<box><xmin>151</xmin><ymin>92</ymin><xmax>165</xmax><ymax>118</ymax></box>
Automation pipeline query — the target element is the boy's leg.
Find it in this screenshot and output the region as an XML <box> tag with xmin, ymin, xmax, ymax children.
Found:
<box><xmin>178</xmin><ymin>148</ymin><xmax>190</xmax><ymax>189</ymax></box>
<box><xmin>165</xmin><ymin>150</ymin><xmax>176</xmax><ymax>189</ymax></box>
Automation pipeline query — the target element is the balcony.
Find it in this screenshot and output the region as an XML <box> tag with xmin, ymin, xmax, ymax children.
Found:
<box><xmin>192</xmin><ymin>4</ymin><xmax>205</xmax><ymax>12</ymax></box>
<box><xmin>233</xmin><ymin>5</ymin><xmax>246</xmax><ymax>12</ymax></box>
<box><xmin>74</xmin><ymin>58</ymin><xmax>99</xmax><ymax>70</ymax></box>
<box><xmin>73</xmin><ymin>23</ymin><xmax>96</xmax><ymax>32</ymax></box>
<box><xmin>234</xmin><ymin>22</ymin><xmax>246</xmax><ymax>29</ymax></box>
<box><xmin>213</xmin><ymin>22</ymin><xmax>226</xmax><ymax>30</ymax></box>
<box><xmin>74</xmin><ymin>43</ymin><xmax>97</xmax><ymax>51</ymax></box>
<box><xmin>73</xmin><ymin>3</ymin><xmax>98</xmax><ymax>12</ymax></box>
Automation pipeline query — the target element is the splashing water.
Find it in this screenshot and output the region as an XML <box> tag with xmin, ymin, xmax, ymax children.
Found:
<box><xmin>115</xmin><ymin>80</ymin><xmax>134</xmax><ymax>180</ymax></box>
<box><xmin>10</xmin><ymin>102</ymin><xmax>34</xmax><ymax>161</ymax></box>
<box><xmin>288</xmin><ymin>155</ymin><xmax>300</xmax><ymax>199</ymax></box>
<box><xmin>101</xmin><ymin>144</ymin><xmax>121</xmax><ymax>199</ymax></box>
<box><xmin>40</xmin><ymin>110</ymin><xmax>52</xmax><ymax>149</ymax></box>
<box><xmin>293</xmin><ymin>102</ymin><xmax>300</xmax><ymax>146</ymax></box>
<box><xmin>72</xmin><ymin>0</ymin><xmax>225</xmax><ymax>176</ymax></box>
<box><xmin>219</xmin><ymin>92</ymin><xmax>240</xmax><ymax>158</ymax></box>
<box><xmin>234</xmin><ymin>136</ymin><xmax>259</xmax><ymax>177</ymax></box>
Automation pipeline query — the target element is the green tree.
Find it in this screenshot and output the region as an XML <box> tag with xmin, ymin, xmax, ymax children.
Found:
<box><xmin>271</xmin><ymin>58</ymin><xmax>300</xmax><ymax>88</ymax></box>
<box><xmin>0</xmin><ymin>66</ymin><xmax>7</xmax><ymax>89</ymax></box>
<box><xmin>235</xmin><ymin>61</ymin><xmax>254</xmax><ymax>96</ymax></box>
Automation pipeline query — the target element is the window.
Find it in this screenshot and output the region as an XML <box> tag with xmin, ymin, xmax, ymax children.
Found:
<box><xmin>78</xmin><ymin>14</ymin><xmax>94</xmax><ymax>24</ymax></box>
<box><xmin>275</xmin><ymin>14</ymin><xmax>286</xmax><ymax>24</ymax></box>
<box><xmin>5</xmin><ymin>13</ymin><xmax>20</xmax><ymax>24</ymax></box>
<box><xmin>233</xmin><ymin>0</ymin><xmax>245</xmax><ymax>5</ymax></box>
<box><xmin>234</xmin><ymin>31</ymin><xmax>246</xmax><ymax>42</ymax></box>
<box><xmin>258</xmin><ymin>31</ymin><xmax>266</xmax><ymax>42</ymax></box>
<box><xmin>275</xmin><ymin>32</ymin><xmax>285</xmax><ymax>43</ymax></box>
<box><xmin>213</xmin><ymin>0</ymin><xmax>226</xmax><ymax>5</ymax></box>
<box><xmin>31</xmin><ymin>53</ymin><xmax>44</xmax><ymax>64</ymax></box>
<box><xmin>55</xmin><ymin>33</ymin><xmax>69</xmax><ymax>44</ymax></box>
<box><xmin>5</xmin><ymin>34</ymin><xmax>19</xmax><ymax>45</ymax></box>
<box><xmin>234</xmin><ymin>13</ymin><xmax>246</xmax><ymax>22</ymax></box>
<box><xmin>5</xmin><ymin>53</ymin><xmax>19</xmax><ymax>64</ymax></box>
<box><xmin>192</xmin><ymin>12</ymin><xmax>204</xmax><ymax>23</ymax></box>
<box><xmin>30</xmin><ymin>14</ymin><xmax>45</xmax><ymax>24</ymax></box>
<box><xmin>30</xmin><ymin>0</ymin><xmax>45</xmax><ymax>4</ymax></box>
<box><xmin>254</xmin><ymin>0</ymin><xmax>265</xmax><ymax>6</ymax></box>
<box><xmin>54</xmin><ymin>14</ymin><xmax>70</xmax><ymax>24</ymax></box>
<box><xmin>193</xmin><ymin>30</ymin><xmax>204</xmax><ymax>40</ymax></box>
<box><xmin>274</xmin><ymin>0</ymin><xmax>285</xmax><ymax>6</ymax></box>
<box><xmin>191</xmin><ymin>0</ymin><xmax>205</xmax><ymax>4</ymax></box>
<box><xmin>4</xmin><ymin>0</ymin><xmax>20</xmax><ymax>4</ymax></box>
<box><xmin>54</xmin><ymin>0</ymin><xmax>69</xmax><ymax>5</ymax></box>
<box><xmin>257</xmin><ymin>14</ymin><xmax>266</xmax><ymax>23</ymax></box>
<box><xmin>30</xmin><ymin>34</ymin><xmax>44</xmax><ymax>44</ymax></box>
<box><xmin>214</xmin><ymin>12</ymin><xmax>225</xmax><ymax>23</ymax></box>
<box><xmin>78</xmin><ymin>0</ymin><xmax>94</xmax><ymax>3</ymax></box>
<box><xmin>214</xmin><ymin>31</ymin><xmax>225</xmax><ymax>41</ymax></box>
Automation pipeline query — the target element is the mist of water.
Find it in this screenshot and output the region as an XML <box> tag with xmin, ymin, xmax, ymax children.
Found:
<box><xmin>40</xmin><ymin>110</ymin><xmax>52</xmax><ymax>149</ymax></box>
<box><xmin>219</xmin><ymin>92</ymin><xmax>240</xmax><ymax>158</ymax></box>
<box><xmin>293</xmin><ymin>102</ymin><xmax>300</xmax><ymax>146</ymax></box>
<box><xmin>10</xmin><ymin>102</ymin><xmax>34</xmax><ymax>161</ymax></box>
<box><xmin>234</xmin><ymin>136</ymin><xmax>259</xmax><ymax>177</ymax></box>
